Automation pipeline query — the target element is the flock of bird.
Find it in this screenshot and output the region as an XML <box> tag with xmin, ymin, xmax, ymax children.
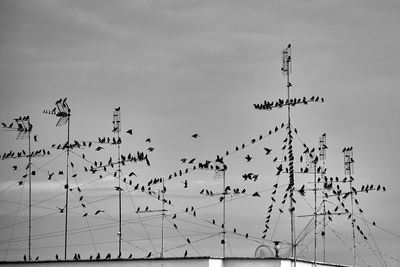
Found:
<box><xmin>0</xmin><ymin>95</ymin><xmax>388</xmax><ymax>263</ymax></box>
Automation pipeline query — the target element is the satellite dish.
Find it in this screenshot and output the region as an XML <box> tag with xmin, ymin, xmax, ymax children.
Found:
<box><xmin>254</xmin><ymin>245</ymin><xmax>273</xmax><ymax>258</ymax></box>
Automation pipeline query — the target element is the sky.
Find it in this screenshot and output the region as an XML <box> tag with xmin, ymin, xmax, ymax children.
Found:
<box><xmin>0</xmin><ymin>0</ymin><xmax>400</xmax><ymax>266</ymax></box>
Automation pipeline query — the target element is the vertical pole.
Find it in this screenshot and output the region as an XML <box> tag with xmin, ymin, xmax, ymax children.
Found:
<box><xmin>313</xmin><ymin>162</ymin><xmax>317</xmax><ymax>266</ymax></box>
<box><xmin>64</xmin><ymin>114</ymin><xmax>70</xmax><ymax>260</ymax></box>
<box><xmin>117</xmin><ymin>111</ymin><xmax>122</xmax><ymax>258</ymax></box>
<box><xmin>285</xmin><ymin>46</ymin><xmax>296</xmax><ymax>266</ymax></box>
<box><xmin>323</xmin><ymin>197</ymin><xmax>326</xmax><ymax>262</ymax></box>
<box><xmin>349</xmin><ymin>177</ymin><xmax>356</xmax><ymax>266</ymax></box>
<box><xmin>28</xmin><ymin>118</ymin><xmax>32</xmax><ymax>261</ymax></box>
<box><xmin>161</xmin><ymin>178</ymin><xmax>165</xmax><ymax>258</ymax></box>
<box><xmin>222</xmin><ymin>169</ymin><xmax>226</xmax><ymax>259</ymax></box>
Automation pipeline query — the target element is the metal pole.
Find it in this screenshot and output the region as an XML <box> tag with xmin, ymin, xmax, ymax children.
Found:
<box><xmin>64</xmin><ymin>114</ymin><xmax>70</xmax><ymax>260</ymax></box>
<box><xmin>286</xmin><ymin>54</ymin><xmax>296</xmax><ymax>267</ymax></box>
<box><xmin>118</xmin><ymin>112</ymin><xmax>122</xmax><ymax>258</ymax></box>
<box><xmin>222</xmin><ymin>169</ymin><xmax>226</xmax><ymax>259</ymax></box>
<box><xmin>161</xmin><ymin>178</ymin><xmax>165</xmax><ymax>258</ymax></box>
<box><xmin>349</xmin><ymin>177</ymin><xmax>356</xmax><ymax>266</ymax></box>
<box><xmin>28</xmin><ymin>119</ymin><xmax>32</xmax><ymax>261</ymax></box>
<box><xmin>314</xmin><ymin>162</ymin><xmax>317</xmax><ymax>266</ymax></box>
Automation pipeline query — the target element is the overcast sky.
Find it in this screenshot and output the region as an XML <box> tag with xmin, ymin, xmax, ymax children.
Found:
<box><xmin>0</xmin><ymin>0</ymin><xmax>399</xmax><ymax>265</ymax></box>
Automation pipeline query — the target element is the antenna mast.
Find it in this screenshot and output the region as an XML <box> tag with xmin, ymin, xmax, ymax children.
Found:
<box><xmin>319</xmin><ymin>134</ymin><xmax>327</xmax><ymax>262</ymax></box>
<box><xmin>2</xmin><ymin>116</ymin><xmax>33</xmax><ymax>260</ymax></box>
<box><xmin>343</xmin><ymin>147</ymin><xmax>356</xmax><ymax>266</ymax></box>
<box><xmin>282</xmin><ymin>44</ymin><xmax>296</xmax><ymax>262</ymax></box>
<box><xmin>44</xmin><ymin>98</ymin><xmax>70</xmax><ymax>260</ymax></box>
<box><xmin>113</xmin><ymin>107</ymin><xmax>122</xmax><ymax>258</ymax></box>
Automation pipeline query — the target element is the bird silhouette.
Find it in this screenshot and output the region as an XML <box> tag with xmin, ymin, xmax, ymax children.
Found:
<box><xmin>184</xmin><ymin>250</ymin><xmax>188</xmax><ymax>257</ymax></box>
<box><xmin>95</xmin><ymin>209</ymin><xmax>105</xmax><ymax>215</ymax></box>
<box><xmin>252</xmin><ymin>192</ymin><xmax>261</xmax><ymax>197</ymax></box>
<box><xmin>245</xmin><ymin>154</ymin><xmax>252</xmax><ymax>162</ymax></box>
<box><xmin>192</xmin><ymin>133</ymin><xmax>199</xmax><ymax>138</ymax></box>
<box><xmin>57</xmin><ymin>206</ymin><xmax>65</xmax><ymax>213</ymax></box>
<box><xmin>126</xmin><ymin>129</ymin><xmax>133</xmax><ymax>135</ymax></box>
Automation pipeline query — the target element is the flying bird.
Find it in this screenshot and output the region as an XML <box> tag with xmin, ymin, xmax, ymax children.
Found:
<box><xmin>245</xmin><ymin>154</ymin><xmax>252</xmax><ymax>162</ymax></box>
<box><xmin>252</xmin><ymin>192</ymin><xmax>261</xmax><ymax>197</ymax></box>
<box><xmin>192</xmin><ymin>133</ymin><xmax>199</xmax><ymax>138</ymax></box>
<box><xmin>57</xmin><ymin>206</ymin><xmax>65</xmax><ymax>213</ymax></box>
<box><xmin>95</xmin><ymin>146</ymin><xmax>104</xmax><ymax>151</ymax></box>
<box><xmin>145</xmin><ymin>138</ymin><xmax>151</xmax><ymax>143</ymax></box>
<box><xmin>264</xmin><ymin>148</ymin><xmax>272</xmax><ymax>155</ymax></box>
<box><xmin>126</xmin><ymin>129</ymin><xmax>133</xmax><ymax>135</ymax></box>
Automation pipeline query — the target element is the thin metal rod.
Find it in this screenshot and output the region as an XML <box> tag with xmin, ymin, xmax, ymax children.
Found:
<box><xmin>28</xmin><ymin>119</ymin><xmax>32</xmax><ymax>261</ymax></box>
<box><xmin>313</xmin><ymin>162</ymin><xmax>317</xmax><ymax>266</ymax></box>
<box><xmin>322</xmin><ymin>162</ymin><xmax>326</xmax><ymax>263</ymax></box>
<box><xmin>349</xmin><ymin>177</ymin><xmax>356</xmax><ymax>266</ymax></box>
<box><xmin>64</xmin><ymin>114</ymin><xmax>70</xmax><ymax>260</ymax></box>
<box><xmin>286</xmin><ymin>56</ymin><xmax>296</xmax><ymax>267</ymax></box>
<box><xmin>117</xmin><ymin>113</ymin><xmax>122</xmax><ymax>258</ymax></box>
<box><xmin>161</xmin><ymin>178</ymin><xmax>165</xmax><ymax>258</ymax></box>
<box><xmin>222</xmin><ymin>169</ymin><xmax>226</xmax><ymax>259</ymax></box>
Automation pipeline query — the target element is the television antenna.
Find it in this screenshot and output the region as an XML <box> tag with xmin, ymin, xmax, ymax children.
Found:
<box><xmin>253</xmin><ymin>44</ymin><xmax>324</xmax><ymax>264</ymax></box>
<box><xmin>112</xmin><ymin>107</ymin><xmax>123</xmax><ymax>258</ymax></box>
<box><xmin>319</xmin><ymin>133</ymin><xmax>327</xmax><ymax>262</ymax></box>
<box><xmin>343</xmin><ymin>147</ymin><xmax>356</xmax><ymax>266</ymax></box>
<box><xmin>43</xmin><ymin>98</ymin><xmax>71</xmax><ymax>260</ymax></box>
<box><xmin>2</xmin><ymin>116</ymin><xmax>33</xmax><ymax>260</ymax></box>
<box><xmin>136</xmin><ymin>178</ymin><xmax>168</xmax><ymax>258</ymax></box>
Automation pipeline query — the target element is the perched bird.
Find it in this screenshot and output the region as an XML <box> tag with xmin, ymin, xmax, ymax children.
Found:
<box><xmin>94</xmin><ymin>209</ymin><xmax>105</xmax><ymax>215</ymax></box>
<box><xmin>145</xmin><ymin>138</ymin><xmax>151</xmax><ymax>143</ymax></box>
<box><xmin>34</xmin><ymin>135</ymin><xmax>38</xmax><ymax>142</ymax></box>
<box><xmin>192</xmin><ymin>133</ymin><xmax>199</xmax><ymax>138</ymax></box>
<box><xmin>184</xmin><ymin>250</ymin><xmax>188</xmax><ymax>257</ymax></box>
<box><xmin>182</xmin><ymin>180</ymin><xmax>188</xmax><ymax>188</ymax></box>
<box><xmin>12</xmin><ymin>165</ymin><xmax>17</xmax><ymax>171</ymax></box>
<box><xmin>83</xmin><ymin>213</ymin><xmax>88</xmax><ymax>217</ymax></box>
<box><xmin>147</xmin><ymin>252</ymin><xmax>152</xmax><ymax>258</ymax></box>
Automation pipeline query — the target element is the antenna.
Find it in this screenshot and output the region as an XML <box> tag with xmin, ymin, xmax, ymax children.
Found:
<box><xmin>113</xmin><ymin>107</ymin><xmax>122</xmax><ymax>258</ymax></box>
<box><xmin>44</xmin><ymin>98</ymin><xmax>71</xmax><ymax>260</ymax></box>
<box><xmin>2</xmin><ymin>116</ymin><xmax>33</xmax><ymax>261</ymax></box>
<box><xmin>254</xmin><ymin>44</ymin><xmax>324</xmax><ymax>264</ymax></box>
<box><xmin>343</xmin><ymin>147</ymin><xmax>356</xmax><ymax>266</ymax></box>
<box><xmin>319</xmin><ymin>133</ymin><xmax>327</xmax><ymax>262</ymax></box>
<box><xmin>136</xmin><ymin>181</ymin><xmax>168</xmax><ymax>258</ymax></box>
<box><xmin>198</xmin><ymin>160</ymin><xmax>228</xmax><ymax>258</ymax></box>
